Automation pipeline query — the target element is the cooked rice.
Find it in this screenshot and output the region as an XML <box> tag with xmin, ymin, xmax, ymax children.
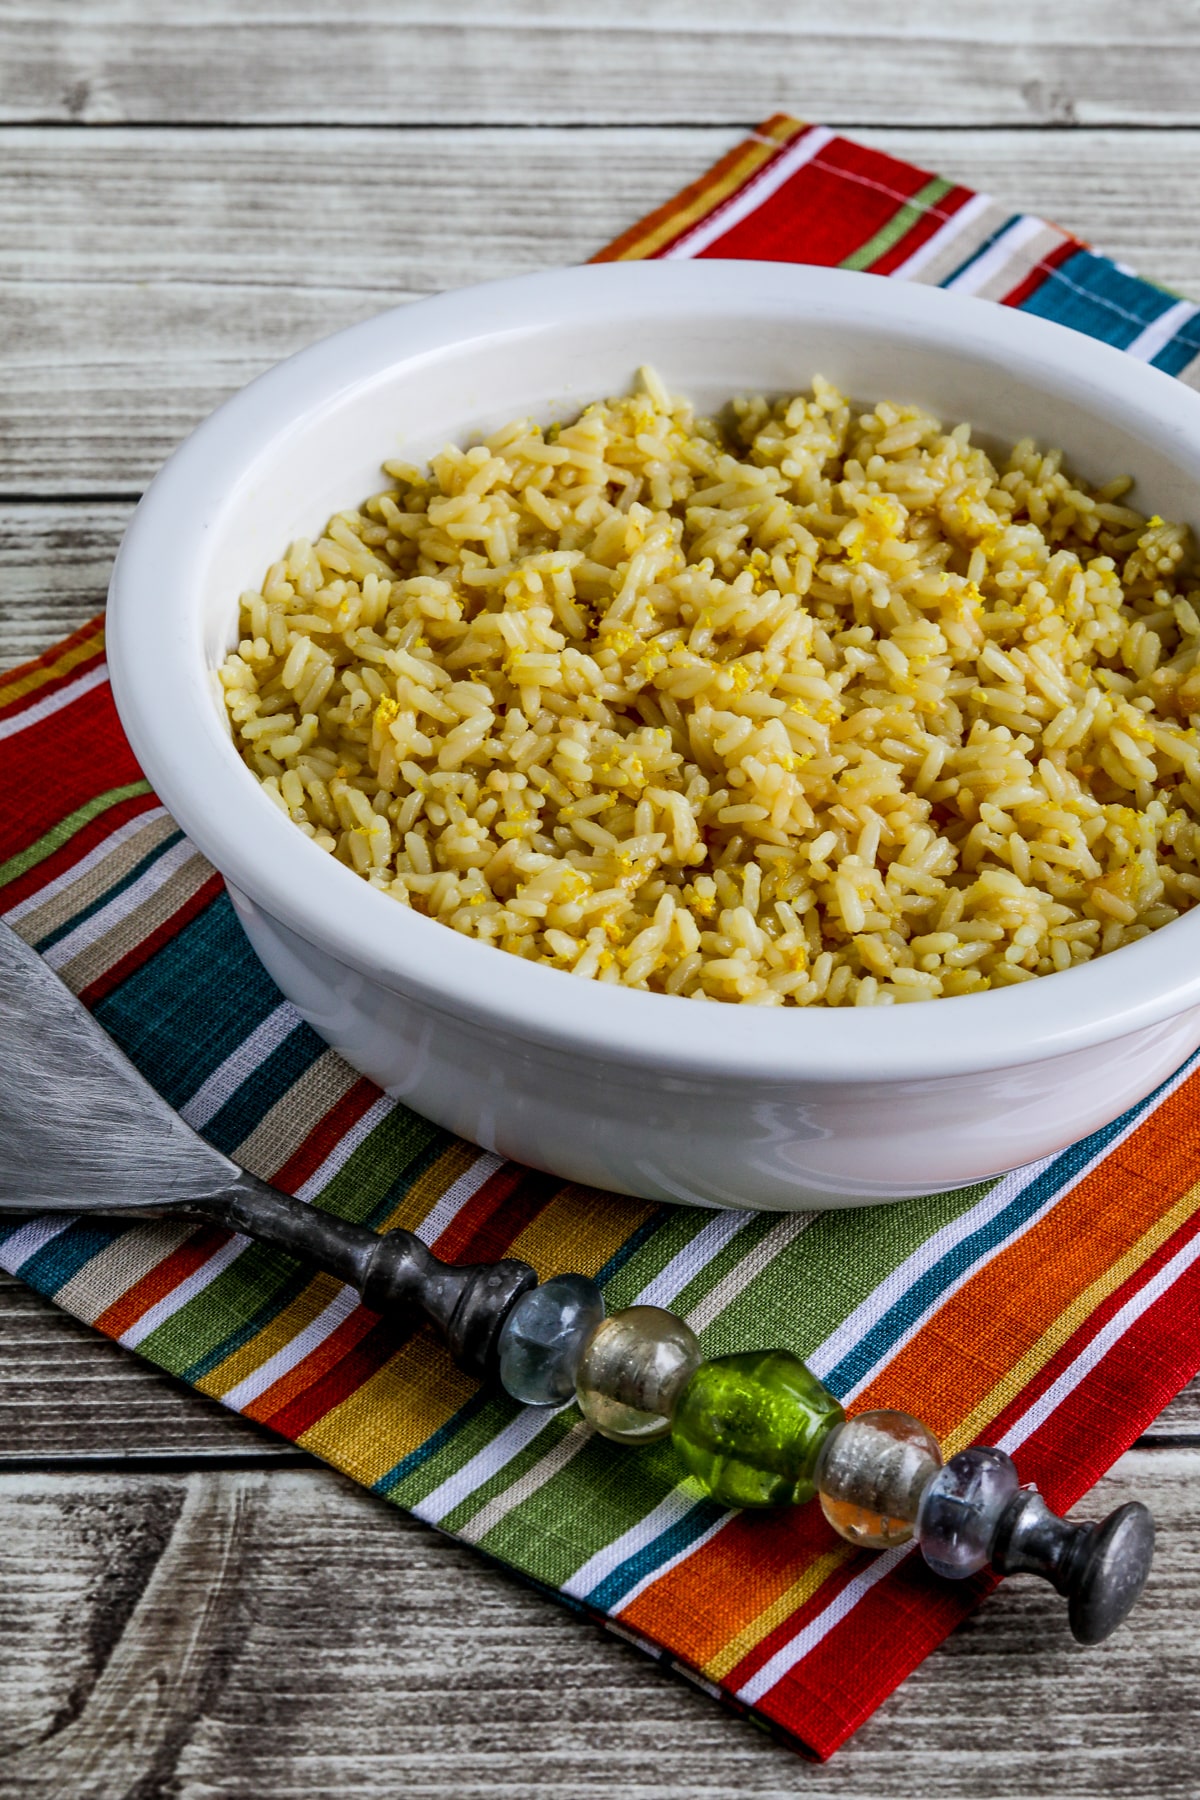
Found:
<box><xmin>218</xmin><ymin>368</ymin><xmax>1200</xmax><ymax>1007</ymax></box>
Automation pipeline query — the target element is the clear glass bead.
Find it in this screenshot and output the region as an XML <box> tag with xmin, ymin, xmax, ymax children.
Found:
<box><xmin>575</xmin><ymin>1306</ymin><xmax>701</xmax><ymax>1443</ymax></box>
<box><xmin>816</xmin><ymin>1409</ymin><xmax>943</xmax><ymax>1549</ymax></box>
<box><xmin>672</xmin><ymin>1349</ymin><xmax>844</xmax><ymax>1508</ymax></box>
<box><xmin>498</xmin><ymin>1273</ymin><xmax>606</xmax><ymax>1406</ymax></box>
<box><xmin>916</xmin><ymin>1445</ymin><xmax>1021</xmax><ymax>1579</ymax></box>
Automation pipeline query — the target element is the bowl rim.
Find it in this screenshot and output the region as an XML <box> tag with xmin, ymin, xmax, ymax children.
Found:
<box><xmin>107</xmin><ymin>259</ymin><xmax>1200</xmax><ymax>1085</ymax></box>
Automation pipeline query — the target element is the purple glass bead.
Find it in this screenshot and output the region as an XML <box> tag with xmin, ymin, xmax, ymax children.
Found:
<box><xmin>916</xmin><ymin>1445</ymin><xmax>1021</xmax><ymax>1579</ymax></box>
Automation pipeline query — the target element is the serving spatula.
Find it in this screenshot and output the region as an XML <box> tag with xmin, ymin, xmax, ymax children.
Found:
<box><xmin>0</xmin><ymin>920</ymin><xmax>535</xmax><ymax>1375</ymax></box>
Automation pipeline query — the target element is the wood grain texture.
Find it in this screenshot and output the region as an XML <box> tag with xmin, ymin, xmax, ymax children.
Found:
<box><xmin>8</xmin><ymin>124</ymin><xmax>1200</xmax><ymax>494</ymax></box>
<box><xmin>0</xmin><ymin>503</ymin><xmax>128</xmax><ymax>665</ymax></box>
<box><xmin>2</xmin><ymin>1477</ymin><xmax>253</xmax><ymax>1799</ymax></box>
<box><xmin>3</xmin><ymin>0</ymin><xmax>1200</xmax><ymax>127</ymax></box>
<box><xmin>0</xmin><ymin>1275</ymin><xmax>307</xmax><ymax>1463</ymax></box>
<box><xmin>0</xmin><ymin>1453</ymin><xmax>1197</xmax><ymax>1799</ymax></box>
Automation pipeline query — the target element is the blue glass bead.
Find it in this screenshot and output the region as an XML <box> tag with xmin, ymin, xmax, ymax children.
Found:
<box><xmin>498</xmin><ymin>1273</ymin><xmax>605</xmax><ymax>1406</ymax></box>
<box><xmin>916</xmin><ymin>1445</ymin><xmax>1021</xmax><ymax>1579</ymax></box>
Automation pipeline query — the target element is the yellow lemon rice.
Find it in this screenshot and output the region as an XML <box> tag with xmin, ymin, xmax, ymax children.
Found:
<box><xmin>219</xmin><ymin>368</ymin><xmax>1200</xmax><ymax>1007</ymax></box>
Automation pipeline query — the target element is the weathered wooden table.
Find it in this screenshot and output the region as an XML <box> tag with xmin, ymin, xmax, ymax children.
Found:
<box><xmin>4</xmin><ymin>6</ymin><xmax>1200</xmax><ymax>1793</ymax></box>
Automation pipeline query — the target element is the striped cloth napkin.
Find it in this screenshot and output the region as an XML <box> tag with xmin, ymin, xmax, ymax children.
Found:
<box><xmin>5</xmin><ymin>115</ymin><xmax>1200</xmax><ymax>1762</ymax></box>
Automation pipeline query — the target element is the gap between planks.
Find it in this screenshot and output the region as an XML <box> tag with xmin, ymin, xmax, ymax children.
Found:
<box><xmin>11</xmin><ymin>120</ymin><xmax>1200</xmax><ymax>134</ymax></box>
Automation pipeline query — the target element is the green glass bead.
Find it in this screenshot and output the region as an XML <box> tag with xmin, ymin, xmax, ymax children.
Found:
<box><xmin>671</xmin><ymin>1350</ymin><xmax>845</xmax><ymax>1508</ymax></box>
<box><xmin>575</xmin><ymin>1306</ymin><xmax>702</xmax><ymax>1443</ymax></box>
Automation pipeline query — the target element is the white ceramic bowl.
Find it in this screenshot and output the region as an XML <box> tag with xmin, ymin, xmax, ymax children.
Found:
<box><xmin>107</xmin><ymin>262</ymin><xmax>1200</xmax><ymax>1211</ymax></box>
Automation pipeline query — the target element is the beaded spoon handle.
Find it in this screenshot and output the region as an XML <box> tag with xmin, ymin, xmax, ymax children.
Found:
<box><xmin>0</xmin><ymin>921</ymin><xmax>1153</xmax><ymax>1642</ymax></box>
<box><xmin>499</xmin><ymin>1292</ymin><xmax>1154</xmax><ymax>1644</ymax></box>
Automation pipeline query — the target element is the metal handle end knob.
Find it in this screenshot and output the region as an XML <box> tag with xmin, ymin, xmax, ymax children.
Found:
<box><xmin>991</xmin><ymin>1490</ymin><xmax>1155</xmax><ymax>1644</ymax></box>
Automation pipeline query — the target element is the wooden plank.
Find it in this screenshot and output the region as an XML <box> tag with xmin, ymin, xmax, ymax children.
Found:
<box><xmin>0</xmin><ymin>1451</ymin><xmax>1195</xmax><ymax>1796</ymax></box>
<box><xmin>0</xmin><ymin>502</ymin><xmax>128</xmax><ymax>667</ymax></box>
<box><xmin>0</xmin><ymin>1274</ymin><xmax>305</xmax><ymax>1461</ymax></box>
<box><xmin>7</xmin><ymin>125</ymin><xmax>1200</xmax><ymax>494</ymax></box>
<box><xmin>3</xmin><ymin>0</ymin><xmax>1200</xmax><ymax>127</ymax></box>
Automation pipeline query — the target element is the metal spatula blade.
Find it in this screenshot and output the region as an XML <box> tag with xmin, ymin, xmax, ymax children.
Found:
<box><xmin>0</xmin><ymin>920</ymin><xmax>534</xmax><ymax>1375</ymax></box>
<box><xmin>0</xmin><ymin>921</ymin><xmax>242</xmax><ymax>1211</ymax></box>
